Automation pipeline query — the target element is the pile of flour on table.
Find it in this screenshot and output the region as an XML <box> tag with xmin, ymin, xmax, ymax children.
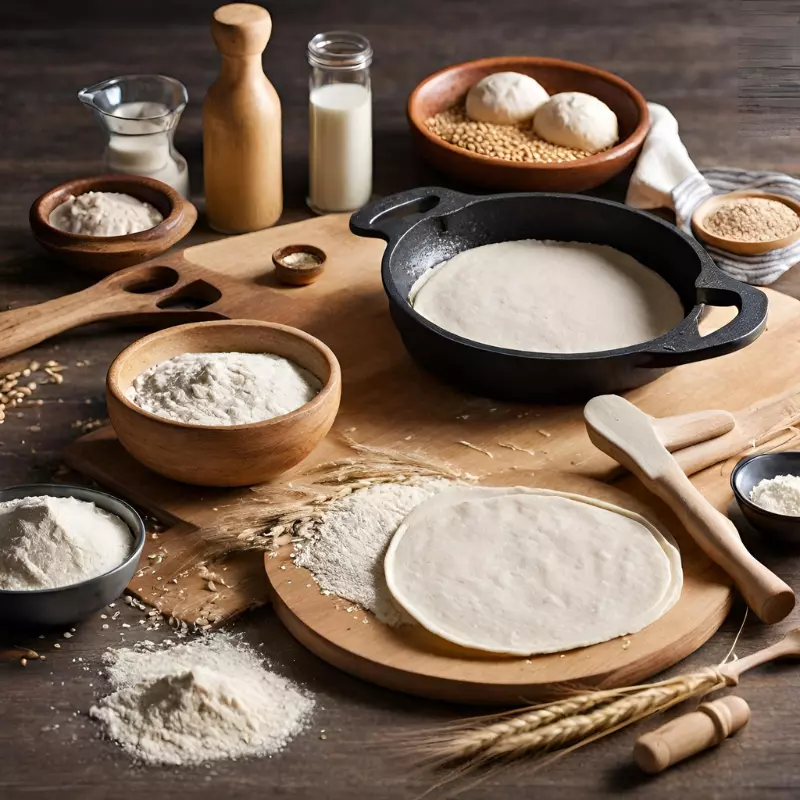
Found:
<box><xmin>293</xmin><ymin>479</ymin><xmax>453</xmax><ymax>626</ymax></box>
<box><xmin>0</xmin><ymin>495</ymin><xmax>132</xmax><ymax>590</ymax></box>
<box><xmin>126</xmin><ymin>352</ymin><xmax>322</xmax><ymax>426</ymax></box>
<box><xmin>90</xmin><ymin>633</ymin><xmax>314</xmax><ymax>766</ymax></box>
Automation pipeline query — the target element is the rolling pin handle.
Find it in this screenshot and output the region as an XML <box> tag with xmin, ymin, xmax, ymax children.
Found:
<box><xmin>634</xmin><ymin>696</ymin><xmax>750</xmax><ymax>774</ymax></box>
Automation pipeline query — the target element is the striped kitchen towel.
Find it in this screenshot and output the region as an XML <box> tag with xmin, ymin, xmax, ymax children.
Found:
<box><xmin>626</xmin><ymin>103</ymin><xmax>800</xmax><ymax>286</ymax></box>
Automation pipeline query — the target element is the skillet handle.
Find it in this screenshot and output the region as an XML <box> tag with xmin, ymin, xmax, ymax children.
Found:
<box><xmin>642</xmin><ymin>273</ymin><xmax>768</xmax><ymax>369</ymax></box>
<box><xmin>349</xmin><ymin>186</ymin><xmax>471</xmax><ymax>242</ymax></box>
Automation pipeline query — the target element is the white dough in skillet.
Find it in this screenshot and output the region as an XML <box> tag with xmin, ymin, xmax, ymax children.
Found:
<box><xmin>384</xmin><ymin>486</ymin><xmax>682</xmax><ymax>655</ymax></box>
<box><xmin>409</xmin><ymin>239</ymin><xmax>685</xmax><ymax>354</ymax></box>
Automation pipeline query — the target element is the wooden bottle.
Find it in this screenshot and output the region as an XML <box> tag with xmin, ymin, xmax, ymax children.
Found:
<box><xmin>203</xmin><ymin>3</ymin><xmax>282</xmax><ymax>233</ymax></box>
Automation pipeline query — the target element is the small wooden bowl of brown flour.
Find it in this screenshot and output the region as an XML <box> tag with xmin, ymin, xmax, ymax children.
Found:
<box><xmin>692</xmin><ymin>190</ymin><xmax>800</xmax><ymax>256</ymax></box>
<box><xmin>106</xmin><ymin>319</ymin><xmax>341</xmax><ymax>487</ymax></box>
<box><xmin>30</xmin><ymin>174</ymin><xmax>197</xmax><ymax>274</ymax></box>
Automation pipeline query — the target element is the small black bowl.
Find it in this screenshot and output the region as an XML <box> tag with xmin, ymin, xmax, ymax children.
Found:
<box><xmin>730</xmin><ymin>453</ymin><xmax>800</xmax><ymax>546</ymax></box>
<box><xmin>0</xmin><ymin>484</ymin><xmax>145</xmax><ymax>629</ymax></box>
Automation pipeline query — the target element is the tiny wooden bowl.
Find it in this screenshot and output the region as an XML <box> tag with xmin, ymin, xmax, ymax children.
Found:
<box><xmin>691</xmin><ymin>190</ymin><xmax>800</xmax><ymax>255</ymax></box>
<box><xmin>30</xmin><ymin>174</ymin><xmax>198</xmax><ymax>274</ymax></box>
<box><xmin>106</xmin><ymin>320</ymin><xmax>341</xmax><ymax>487</ymax></box>
<box><xmin>272</xmin><ymin>244</ymin><xmax>327</xmax><ymax>286</ymax></box>
<box><xmin>407</xmin><ymin>56</ymin><xmax>650</xmax><ymax>193</ymax></box>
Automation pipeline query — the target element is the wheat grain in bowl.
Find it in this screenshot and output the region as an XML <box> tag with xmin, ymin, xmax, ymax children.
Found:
<box><xmin>426</xmin><ymin>72</ymin><xmax>619</xmax><ymax>164</ymax></box>
<box><xmin>407</xmin><ymin>57</ymin><xmax>649</xmax><ymax>193</ymax></box>
<box><xmin>426</xmin><ymin>104</ymin><xmax>594</xmax><ymax>164</ymax></box>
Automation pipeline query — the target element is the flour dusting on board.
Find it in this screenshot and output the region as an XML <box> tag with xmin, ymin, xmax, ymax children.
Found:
<box><xmin>293</xmin><ymin>479</ymin><xmax>453</xmax><ymax>625</ymax></box>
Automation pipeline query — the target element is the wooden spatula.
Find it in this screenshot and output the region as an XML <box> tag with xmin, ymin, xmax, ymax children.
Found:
<box><xmin>585</xmin><ymin>394</ymin><xmax>795</xmax><ymax>624</ymax></box>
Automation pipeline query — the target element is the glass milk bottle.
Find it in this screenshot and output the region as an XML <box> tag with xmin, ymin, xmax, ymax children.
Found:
<box><xmin>308</xmin><ymin>32</ymin><xmax>373</xmax><ymax>214</ymax></box>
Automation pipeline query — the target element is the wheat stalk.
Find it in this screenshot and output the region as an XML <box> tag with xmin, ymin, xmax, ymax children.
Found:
<box><xmin>197</xmin><ymin>442</ymin><xmax>467</xmax><ymax>557</ymax></box>
<box><xmin>482</xmin><ymin>669</ymin><xmax>726</xmax><ymax>762</ymax></box>
<box><xmin>412</xmin><ymin>689</ymin><xmax>626</xmax><ymax>765</ymax></box>
<box><xmin>410</xmin><ymin>667</ymin><xmax>729</xmax><ymax>770</ymax></box>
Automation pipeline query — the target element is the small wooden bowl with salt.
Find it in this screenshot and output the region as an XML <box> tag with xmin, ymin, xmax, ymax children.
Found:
<box><xmin>30</xmin><ymin>174</ymin><xmax>198</xmax><ymax>274</ymax></box>
<box><xmin>272</xmin><ymin>244</ymin><xmax>327</xmax><ymax>286</ymax></box>
<box><xmin>691</xmin><ymin>190</ymin><xmax>800</xmax><ymax>256</ymax></box>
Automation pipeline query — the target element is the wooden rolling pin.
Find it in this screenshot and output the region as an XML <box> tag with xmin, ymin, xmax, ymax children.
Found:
<box><xmin>585</xmin><ymin>394</ymin><xmax>796</xmax><ymax>624</ymax></box>
<box><xmin>634</xmin><ymin>696</ymin><xmax>750</xmax><ymax>774</ymax></box>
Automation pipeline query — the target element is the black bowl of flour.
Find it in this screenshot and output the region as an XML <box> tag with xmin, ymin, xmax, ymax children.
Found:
<box><xmin>731</xmin><ymin>453</ymin><xmax>800</xmax><ymax>547</ymax></box>
<box><xmin>351</xmin><ymin>187</ymin><xmax>768</xmax><ymax>402</ymax></box>
<box><xmin>0</xmin><ymin>484</ymin><xmax>145</xmax><ymax>629</ymax></box>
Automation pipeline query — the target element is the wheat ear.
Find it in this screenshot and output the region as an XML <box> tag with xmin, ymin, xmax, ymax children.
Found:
<box><xmin>197</xmin><ymin>442</ymin><xmax>466</xmax><ymax>556</ymax></box>
<box><xmin>410</xmin><ymin>667</ymin><xmax>728</xmax><ymax>769</ymax></box>
<box><xmin>481</xmin><ymin>668</ymin><xmax>727</xmax><ymax>762</ymax></box>
<box><xmin>414</xmin><ymin>689</ymin><xmax>627</xmax><ymax>765</ymax></box>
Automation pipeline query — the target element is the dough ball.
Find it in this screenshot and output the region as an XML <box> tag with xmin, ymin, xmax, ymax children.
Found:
<box><xmin>533</xmin><ymin>92</ymin><xmax>618</xmax><ymax>153</ymax></box>
<box><xmin>465</xmin><ymin>72</ymin><xmax>549</xmax><ymax>124</ymax></box>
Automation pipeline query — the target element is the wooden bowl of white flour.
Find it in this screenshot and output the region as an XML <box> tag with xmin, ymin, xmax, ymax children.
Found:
<box><xmin>30</xmin><ymin>174</ymin><xmax>197</xmax><ymax>274</ymax></box>
<box><xmin>106</xmin><ymin>319</ymin><xmax>341</xmax><ymax>486</ymax></box>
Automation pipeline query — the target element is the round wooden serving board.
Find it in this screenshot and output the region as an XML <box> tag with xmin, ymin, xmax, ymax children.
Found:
<box><xmin>265</xmin><ymin>469</ymin><xmax>733</xmax><ymax>704</ymax></box>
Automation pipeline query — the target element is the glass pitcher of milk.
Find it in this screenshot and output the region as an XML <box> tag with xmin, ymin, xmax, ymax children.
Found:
<box><xmin>78</xmin><ymin>75</ymin><xmax>190</xmax><ymax>198</ymax></box>
<box><xmin>307</xmin><ymin>32</ymin><xmax>373</xmax><ymax>214</ymax></box>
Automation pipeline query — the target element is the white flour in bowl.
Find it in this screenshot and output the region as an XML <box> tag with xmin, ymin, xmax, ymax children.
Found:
<box><xmin>126</xmin><ymin>352</ymin><xmax>322</xmax><ymax>426</ymax></box>
<box><xmin>90</xmin><ymin>633</ymin><xmax>314</xmax><ymax>766</ymax></box>
<box><xmin>49</xmin><ymin>191</ymin><xmax>163</xmax><ymax>236</ymax></box>
<box><xmin>750</xmin><ymin>474</ymin><xmax>800</xmax><ymax>516</ymax></box>
<box><xmin>0</xmin><ymin>495</ymin><xmax>133</xmax><ymax>591</ymax></box>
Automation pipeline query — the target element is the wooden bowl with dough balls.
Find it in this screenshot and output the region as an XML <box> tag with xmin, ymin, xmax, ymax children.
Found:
<box><xmin>407</xmin><ymin>56</ymin><xmax>649</xmax><ymax>192</ymax></box>
<box><xmin>106</xmin><ymin>319</ymin><xmax>341</xmax><ymax>487</ymax></box>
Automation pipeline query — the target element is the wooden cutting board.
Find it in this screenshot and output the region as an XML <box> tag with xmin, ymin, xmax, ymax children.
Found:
<box><xmin>62</xmin><ymin>213</ymin><xmax>800</xmax><ymax>699</ymax></box>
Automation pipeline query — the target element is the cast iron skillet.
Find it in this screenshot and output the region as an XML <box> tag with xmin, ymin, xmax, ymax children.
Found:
<box><xmin>350</xmin><ymin>187</ymin><xmax>768</xmax><ymax>402</ymax></box>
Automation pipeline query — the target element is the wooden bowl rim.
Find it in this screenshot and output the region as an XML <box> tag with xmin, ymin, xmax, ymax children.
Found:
<box><xmin>107</xmin><ymin>319</ymin><xmax>342</xmax><ymax>432</ymax></box>
<box><xmin>691</xmin><ymin>190</ymin><xmax>800</xmax><ymax>254</ymax></box>
<box><xmin>407</xmin><ymin>55</ymin><xmax>650</xmax><ymax>172</ymax></box>
<box><xmin>30</xmin><ymin>173</ymin><xmax>192</xmax><ymax>244</ymax></box>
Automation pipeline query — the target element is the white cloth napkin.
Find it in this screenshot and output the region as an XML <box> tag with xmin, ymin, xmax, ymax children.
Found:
<box><xmin>626</xmin><ymin>103</ymin><xmax>800</xmax><ymax>286</ymax></box>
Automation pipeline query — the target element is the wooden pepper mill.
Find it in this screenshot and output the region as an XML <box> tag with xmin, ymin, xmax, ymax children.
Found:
<box><xmin>634</xmin><ymin>696</ymin><xmax>750</xmax><ymax>774</ymax></box>
<box><xmin>203</xmin><ymin>3</ymin><xmax>283</xmax><ymax>233</ymax></box>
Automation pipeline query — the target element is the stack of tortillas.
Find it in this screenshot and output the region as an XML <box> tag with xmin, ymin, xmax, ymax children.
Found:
<box><xmin>384</xmin><ymin>487</ymin><xmax>682</xmax><ymax>655</ymax></box>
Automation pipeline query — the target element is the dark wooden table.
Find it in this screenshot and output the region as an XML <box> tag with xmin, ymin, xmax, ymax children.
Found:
<box><xmin>3</xmin><ymin>1</ymin><xmax>800</xmax><ymax>797</ymax></box>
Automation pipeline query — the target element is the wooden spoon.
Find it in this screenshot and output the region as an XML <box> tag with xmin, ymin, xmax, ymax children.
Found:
<box><xmin>635</xmin><ymin>628</ymin><xmax>800</xmax><ymax>773</ymax></box>
<box><xmin>720</xmin><ymin>626</ymin><xmax>800</xmax><ymax>683</ymax></box>
<box><xmin>584</xmin><ymin>394</ymin><xmax>795</xmax><ymax>624</ymax></box>
<box><xmin>691</xmin><ymin>190</ymin><xmax>800</xmax><ymax>256</ymax></box>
